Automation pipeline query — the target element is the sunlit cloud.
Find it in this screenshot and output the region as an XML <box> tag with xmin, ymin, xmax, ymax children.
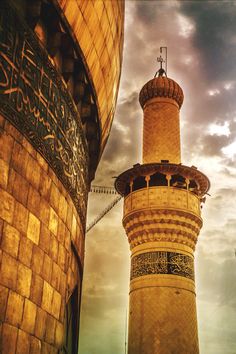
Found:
<box><xmin>224</xmin><ymin>81</ymin><xmax>235</xmax><ymax>91</ymax></box>
<box><xmin>209</xmin><ymin>121</ymin><xmax>230</xmax><ymax>137</ymax></box>
<box><xmin>208</xmin><ymin>89</ymin><xmax>220</xmax><ymax>96</ymax></box>
<box><xmin>177</xmin><ymin>14</ymin><xmax>196</xmax><ymax>38</ymax></box>
<box><xmin>222</xmin><ymin>140</ymin><xmax>236</xmax><ymax>159</ymax></box>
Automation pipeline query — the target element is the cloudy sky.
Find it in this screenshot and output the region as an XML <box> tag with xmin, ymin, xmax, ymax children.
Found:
<box><xmin>79</xmin><ymin>1</ymin><xmax>236</xmax><ymax>353</ymax></box>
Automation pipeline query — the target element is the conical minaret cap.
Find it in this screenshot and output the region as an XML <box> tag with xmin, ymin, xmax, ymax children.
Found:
<box><xmin>139</xmin><ymin>76</ymin><xmax>184</xmax><ymax>109</ymax></box>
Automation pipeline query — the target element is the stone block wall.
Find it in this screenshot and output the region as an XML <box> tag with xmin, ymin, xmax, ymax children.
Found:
<box><xmin>0</xmin><ymin>116</ymin><xmax>84</xmax><ymax>353</ymax></box>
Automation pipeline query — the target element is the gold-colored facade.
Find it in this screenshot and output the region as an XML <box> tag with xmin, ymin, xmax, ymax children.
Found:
<box><xmin>0</xmin><ymin>0</ymin><xmax>124</xmax><ymax>353</ymax></box>
<box><xmin>116</xmin><ymin>75</ymin><xmax>210</xmax><ymax>353</ymax></box>
<box><xmin>56</xmin><ymin>0</ymin><xmax>124</xmax><ymax>154</ymax></box>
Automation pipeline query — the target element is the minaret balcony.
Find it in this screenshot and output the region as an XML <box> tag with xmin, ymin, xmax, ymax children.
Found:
<box><xmin>124</xmin><ymin>186</ymin><xmax>201</xmax><ymax>218</ymax></box>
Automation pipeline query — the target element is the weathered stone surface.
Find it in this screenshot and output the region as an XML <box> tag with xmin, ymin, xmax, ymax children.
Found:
<box><xmin>0</xmin><ymin>253</ymin><xmax>18</xmax><ymax>289</ymax></box>
<box><xmin>58</xmin><ymin>195</ymin><xmax>67</xmax><ymax>224</ymax></box>
<box><xmin>16</xmin><ymin>329</ymin><xmax>30</xmax><ymax>354</ymax></box>
<box><xmin>0</xmin><ymin>132</ymin><xmax>13</xmax><ymax>163</ymax></box>
<box><xmin>0</xmin><ymin>189</ymin><xmax>15</xmax><ymax>224</ymax></box>
<box><xmin>26</xmin><ymin>156</ymin><xmax>41</xmax><ymax>190</ymax></box>
<box><xmin>51</xmin><ymin>262</ymin><xmax>61</xmax><ymax>292</ymax></box>
<box><xmin>0</xmin><ymin>285</ymin><xmax>9</xmax><ymax>321</ymax></box>
<box><xmin>30</xmin><ymin>335</ymin><xmax>42</xmax><ymax>353</ymax></box>
<box><xmin>50</xmin><ymin>183</ymin><xmax>60</xmax><ymax>213</ymax></box>
<box><xmin>18</xmin><ymin>236</ymin><xmax>33</xmax><ymax>267</ymax></box>
<box><xmin>0</xmin><ymin>158</ymin><xmax>9</xmax><ymax>189</ymax></box>
<box><xmin>39</xmin><ymin>198</ymin><xmax>50</xmax><ymax>225</ymax></box>
<box><xmin>55</xmin><ymin>321</ymin><xmax>64</xmax><ymax>347</ymax></box>
<box><xmin>35</xmin><ymin>307</ymin><xmax>47</xmax><ymax>340</ymax></box>
<box><xmin>30</xmin><ymin>274</ymin><xmax>44</xmax><ymax>306</ymax></box>
<box><xmin>41</xmin><ymin>281</ymin><xmax>53</xmax><ymax>313</ymax></box>
<box><xmin>42</xmin><ymin>253</ymin><xmax>52</xmax><ymax>283</ymax></box>
<box><xmin>31</xmin><ymin>245</ymin><xmax>44</xmax><ymax>275</ymax></box>
<box><xmin>45</xmin><ymin>314</ymin><xmax>56</xmax><ymax>345</ymax></box>
<box><xmin>58</xmin><ymin>243</ymin><xmax>66</xmax><ymax>271</ymax></box>
<box><xmin>5</xmin><ymin>291</ymin><xmax>24</xmax><ymax>327</ymax></box>
<box><xmin>51</xmin><ymin>290</ymin><xmax>62</xmax><ymax>320</ymax></box>
<box><xmin>50</xmin><ymin>236</ymin><xmax>59</xmax><ymax>263</ymax></box>
<box><xmin>21</xmin><ymin>299</ymin><xmax>37</xmax><ymax>334</ymax></box>
<box><xmin>1</xmin><ymin>323</ymin><xmax>18</xmax><ymax>354</ymax></box>
<box><xmin>28</xmin><ymin>186</ymin><xmax>41</xmax><ymax>218</ymax></box>
<box><xmin>39</xmin><ymin>173</ymin><xmax>52</xmax><ymax>200</ymax></box>
<box><xmin>12</xmin><ymin>171</ymin><xmax>29</xmax><ymax>205</ymax></box>
<box><xmin>17</xmin><ymin>263</ymin><xmax>32</xmax><ymax>298</ymax></box>
<box><xmin>11</xmin><ymin>141</ymin><xmax>29</xmax><ymax>177</ymax></box>
<box><xmin>49</xmin><ymin>208</ymin><xmax>58</xmax><ymax>236</ymax></box>
<box><xmin>27</xmin><ymin>212</ymin><xmax>40</xmax><ymax>245</ymax></box>
<box><xmin>39</xmin><ymin>224</ymin><xmax>51</xmax><ymax>254</ymax></box>
<box><xmin>13</xmin><ymin>202</ymin><xmax>29</xmax><ymax>235</ymax></box>
<box><xmin>1</xmin><ymin>223</ymin><xmax>20</xmax><ymax>258</ymax></box>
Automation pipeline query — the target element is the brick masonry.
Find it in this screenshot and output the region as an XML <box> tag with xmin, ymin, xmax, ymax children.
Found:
<box><xmin>0</xmin><ymin>116</ymin><xmax>85</xmax><ymax>353</ymax></box>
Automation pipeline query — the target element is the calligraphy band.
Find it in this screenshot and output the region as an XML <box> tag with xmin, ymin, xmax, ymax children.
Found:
<box><xmin>0</xmin><ymin>2</ymin><xmax>89</xmax><ymax>225</ymax></box>
<box><xmin>131</xmin><ymin>251</ymin><xmax>194</xmax><ymax>280</ymax></box>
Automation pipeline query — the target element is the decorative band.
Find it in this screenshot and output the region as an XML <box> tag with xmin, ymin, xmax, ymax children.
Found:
<box><xmin>0</xmin><ymin>2</ymin><xmax>89</xmax><ymax>225</ymax></box>
<box><xmin>131</xmin><ymin>251</ymin><xmax>194</xmax><ymax>280</ymax></box>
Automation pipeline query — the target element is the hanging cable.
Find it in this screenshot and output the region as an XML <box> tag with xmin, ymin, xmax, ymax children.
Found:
<box><xmin>86</xmin><ymin>195</ymin><xmax>122</xmax><ymax>233</ymax></box>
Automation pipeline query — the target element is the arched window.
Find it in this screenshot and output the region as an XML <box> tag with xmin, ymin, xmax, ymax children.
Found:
<box><xmin>149</xmin><ymin>172</ymin><xmax>167</xmax><ymax>187</ymax></box>
<box><xmin>170</xmin><ymin>174</ymin><xmax>186</xmax><ymax>189</ymax></box>
<box><xmin>189</xmin><ymin>180</ymin><xmax>198</xmax><ymax>194</ymax></box>
<box><xmin>132</xmin><ymin>176</ymin><xmax>146</xmax><ymax>191</ymax></box>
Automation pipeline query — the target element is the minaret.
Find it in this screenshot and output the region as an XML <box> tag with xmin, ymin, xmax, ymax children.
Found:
<box><xmin>115</xmin><ymin>58</ymin><xmax>210</xmax><ymax>354</ymax></box>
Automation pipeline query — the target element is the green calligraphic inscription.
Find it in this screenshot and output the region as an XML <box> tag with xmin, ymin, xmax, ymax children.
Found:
<box><xmin>131</xmin><ymin>251</ymin><xmax>194</xmax><ymax>280</ymax></box>
<box><xmin>0</xmin><ymin>2</ymin><xmax>89</xmax><ymax>225</ymax></box>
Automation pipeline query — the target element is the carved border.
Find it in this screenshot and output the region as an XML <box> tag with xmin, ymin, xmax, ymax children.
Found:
<box><xmin>131</xmin><ymin>251</ymin><xmax>194</xmax><ymax>281</ymax></box>
<box><xmin>0</xmin><ymin>2</ymin><xmax>89</xmax><ymax>225</ymax></box>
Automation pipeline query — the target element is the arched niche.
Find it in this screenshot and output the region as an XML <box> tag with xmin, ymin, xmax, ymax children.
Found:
<box><xmin>189</xmin><ymin>179</ymin><xmax>199</xmax><ymax>194</ymax></box>
<box><xmin>149</xmin><ymin>172</ymin><xmax>168</xmax><ymax>187</ymax></box>
<box><xmin>170</xmin><ymin>174</ymin><xmax>187</xmax><ymax>189</ymax></box>
<box><xmin>133</xmin><ymin>176</ymin><xmax>147</xmax><ymax>192</ymax></box>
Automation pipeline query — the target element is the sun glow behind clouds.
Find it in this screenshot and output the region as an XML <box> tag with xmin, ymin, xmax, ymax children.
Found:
<box><xmin>209</xmin><ymin>121</ymin><xmax>230</xmax><ymax>137</ymax></box>
<box><xmin>222</xmin><ymin>140</ymin><xmax>236</xmax><ymax>159</ymax></box>
<box><xmin>208</xmin><ymin>89</ymin><xmax>220</xmax><ymax>96</ymax></box>
<box><xmin>177</xmin><ymin>14</ymin><xmax>195</xmax><ymax>38</ymax></box>
<box><xmin>224</xmin><ymin>82</ymin><xmax>235</xmax><ymax>91</ymax></box>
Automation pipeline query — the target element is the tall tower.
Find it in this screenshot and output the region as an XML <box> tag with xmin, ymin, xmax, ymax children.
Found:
<box><xmin>115</xmin><ymin>63</ymin><xmax>210</xmax><ymax>354</ymax></box>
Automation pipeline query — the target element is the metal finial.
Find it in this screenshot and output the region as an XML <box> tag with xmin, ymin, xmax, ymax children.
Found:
<box><xmin>154</xmin><ymin>47</ymin><xmax>167</xmax><ymax>78</ymax></box>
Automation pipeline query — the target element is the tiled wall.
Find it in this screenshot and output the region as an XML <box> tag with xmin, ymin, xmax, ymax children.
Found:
<box><xmin>0</xmin><ymin>116</ymin><xmax>85</xmax><ymax>353</ymax></box>
<box><xmin>57</xmin><ymin>0</ymin><xmax>125</xmax><ymax>153</ymax></box>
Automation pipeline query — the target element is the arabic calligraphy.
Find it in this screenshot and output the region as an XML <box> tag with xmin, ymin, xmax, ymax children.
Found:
<box><xmin>0</xmin><ymin>2</ymin><xmax>89</xmax><ymax>225</ymax></box>
<box><xmin>131</xmin><ymin>251</ymin><xmax>194</xmax><ymax>280</ymax></box>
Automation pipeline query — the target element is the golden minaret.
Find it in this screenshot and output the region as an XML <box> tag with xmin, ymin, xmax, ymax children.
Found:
<box><xmin>115</xmin><ymin>61</ymin><xmax>210</xmax><ymax>354</ymax></box>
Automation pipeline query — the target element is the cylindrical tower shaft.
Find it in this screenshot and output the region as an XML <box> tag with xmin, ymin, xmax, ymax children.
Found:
<box><xmin>115</xmin><ymin>71</ymin><xmax>210</xmax><ymax>354</ymax></box>
<box><xmin>140</xmin><ymin>77</ymin><xmax>183</xmax><ymax>164</ymax></box>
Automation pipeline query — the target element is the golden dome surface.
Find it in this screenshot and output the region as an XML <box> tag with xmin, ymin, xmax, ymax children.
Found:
<box><xmin>139</xmin><ymin>76</ymin><xmax>184</xmax><ymax>109</ymax></box>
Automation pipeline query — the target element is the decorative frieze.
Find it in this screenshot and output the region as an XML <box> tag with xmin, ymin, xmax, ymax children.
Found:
<box><xmin>0</xmin><ymin>2</ymin><xmax>88</xmax><ymax>224</ymax></box>
<box><xmin>131</xmin><ymin>251</ymin><xmax>194</xmax><ymax>281</ymax></box>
